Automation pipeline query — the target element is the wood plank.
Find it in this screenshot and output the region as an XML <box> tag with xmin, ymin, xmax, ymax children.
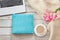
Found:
<box><xmin>0</xmin><ymin>16</ymin><xmax>11</xmax><ymax>20</ymax></box>
<box><xmin>11</xmin><ymin>34</ymin><xmax>34</xmax><ymax>40</ymax></box>
<box><xmin>0</xmin><ymin>28</ymin><xmax>11</xmax><ymax>35</ymax></box>
<box><xmin>0</xmin><ymin>13</ymin><xmax>42</xmax><ymax>20</ymax></box>
<box><xmin>0</xmin><ymin>36</ymin><xmax>11</xmax><ymax>40</ymax></box>
<box><xmin>0</xmin><ymin>19</ymin><xmax>11</xmax><ymax>27</ymax></box>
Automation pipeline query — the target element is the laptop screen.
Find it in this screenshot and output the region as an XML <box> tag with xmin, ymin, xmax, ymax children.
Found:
<box><xmin>0</xmin><ymin>0</ymin><xmax>23</xmax><ymax>8</ymax></box>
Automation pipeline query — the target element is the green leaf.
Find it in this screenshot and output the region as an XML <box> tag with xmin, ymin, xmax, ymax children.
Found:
<box><xmin>55</xmin><ymin>8</ymin><xmax>60</xmax><ymax>13</ymax></box>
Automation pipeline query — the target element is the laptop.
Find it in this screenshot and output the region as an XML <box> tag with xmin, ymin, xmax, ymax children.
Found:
<box><xmin>0</xmin><ymin>0</ymin><xmax>26</xmax><ymax>16</ymax></box>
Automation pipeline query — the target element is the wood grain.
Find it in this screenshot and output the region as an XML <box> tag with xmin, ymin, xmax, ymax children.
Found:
<box><xmin>0</xmin><ymin>0</ymin><xmax>49</xmax><ymax>40</ymax></box>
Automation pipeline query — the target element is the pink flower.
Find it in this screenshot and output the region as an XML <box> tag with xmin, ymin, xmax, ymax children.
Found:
<box><xmin>43</xmin><ymin>10</ymin><xmax>57</xmax><ymax>22</ymax></box>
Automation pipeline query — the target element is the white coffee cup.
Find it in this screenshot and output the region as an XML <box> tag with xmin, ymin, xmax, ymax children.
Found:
<box><xmin>34</xmin><ymin>24</ymin><xmax>47</xmax><ymax>36</ymax></box>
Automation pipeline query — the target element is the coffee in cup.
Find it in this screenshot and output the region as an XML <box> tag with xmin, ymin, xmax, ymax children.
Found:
<box><xmin>34</xmin><ymin>24</ymin><xmax>47</xmax><ymax>36</ymax></box>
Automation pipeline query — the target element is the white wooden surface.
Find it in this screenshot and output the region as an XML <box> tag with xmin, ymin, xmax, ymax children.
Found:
<box><xmin>0</xmin><ymin>0</ymin><xmax>49</xmax><ymax>40</ymax></box>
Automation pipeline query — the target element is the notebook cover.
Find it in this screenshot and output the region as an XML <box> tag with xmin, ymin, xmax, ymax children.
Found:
<box><xmin>12</xmin><ymin>13</ymin><xmax>34</xmax><ymax>34</ymax></box>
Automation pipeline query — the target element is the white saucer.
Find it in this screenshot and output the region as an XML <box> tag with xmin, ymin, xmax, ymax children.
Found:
<box><xmin>34</xmin><ymin>24</ymin><xmax>47</xmax><ymax>37</ymax></box>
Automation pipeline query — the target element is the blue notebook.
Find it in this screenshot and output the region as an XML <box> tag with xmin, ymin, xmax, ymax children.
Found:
<box><xmin>12</xmin><ymin>13</ymin><xmax>34</xmax><ymax>34</ymax></box>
